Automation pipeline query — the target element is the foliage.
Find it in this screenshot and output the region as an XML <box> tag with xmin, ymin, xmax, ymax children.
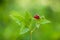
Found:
<box><xmin>0</xmin><ymin>0</ymin><xmax>60</xmax><ymax>40</ymax></box>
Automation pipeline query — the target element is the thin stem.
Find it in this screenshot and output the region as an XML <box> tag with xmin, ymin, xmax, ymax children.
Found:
<box><xmin>30</xmin><ymin>27</ymin><xmax>36</xmax><ymax>40</ymax></box>
<box><xmin>30</xmin><ymin>31</ymin><xmax>32</xmax><ymax>40</ymax></box>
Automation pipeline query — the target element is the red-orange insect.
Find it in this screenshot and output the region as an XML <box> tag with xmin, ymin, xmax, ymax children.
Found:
<box><xmin>34</xmin><ymin>15</ymin><xmax>40</xmax><ymax>19</ymax></box>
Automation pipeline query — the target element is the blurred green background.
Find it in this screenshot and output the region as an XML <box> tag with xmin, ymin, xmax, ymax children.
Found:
<box><xmin>0</xmin><ymin>0</ymin><xmax>60</xmax><ymax>40</ymax></box>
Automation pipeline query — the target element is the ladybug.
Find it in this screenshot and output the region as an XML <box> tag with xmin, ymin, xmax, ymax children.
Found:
<box><xmin>34</xmin><ymin>14</ymin><xmax>40</xmax><ymax>19</ymax></box>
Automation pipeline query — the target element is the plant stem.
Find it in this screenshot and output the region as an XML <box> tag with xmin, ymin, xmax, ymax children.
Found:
<box><xmin>30</xmin><ymin>27</ymin><xmax>36</xmax><ymax>40</ymax></box>
<box><xmin>30</xmin><ymin>31</ymin><xmax>32</xmax><ymax>40</ymax></box>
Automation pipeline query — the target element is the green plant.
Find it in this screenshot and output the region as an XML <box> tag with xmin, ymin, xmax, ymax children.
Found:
<box><xmin>10</xmin><ymin>11</ymin><xmax>50</xmax><ymax>40</ymax></box>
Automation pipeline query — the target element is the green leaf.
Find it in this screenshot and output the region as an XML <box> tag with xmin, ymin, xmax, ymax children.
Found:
<box><xmin>9</xmin><ymin>11</ymin><xmax>25</xmax><ymax>25</ymax></box>
<box><xmin>40</xmin><ymin>19</ymin><xmax>50</xmax><ymax>24</ymax></box>
<box><xmin>36</xmin><ymin>23</ymin><xmax>40</xmax><ymax>29</ymax></box>
<box><xmin>20</xmin><ymin>23</ymin><xmax>29</xmax><ymax>35</ymax></box>
<box><xmin>10</xmin><ymin>15</ymin><xmax>21</xmax><ymax>25</ymax></box>
<box><xmin>9</xmin><ymin>11</ymin><xmax>31</xmax><ymax>35</ymax></box>
<box><xmin>40</xmin><ymin>16</ymin><xmax>51</xmax><ymax>24</ymax></box>
<box><xmin>24</xmin><ymin>11</ymin><xmax>32</xmax><ymax>28</ymax></box>
<box><xmin>20</xmin><ymin>28</ymin><xmax>29</xmax><ymax>35</ymax></box>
